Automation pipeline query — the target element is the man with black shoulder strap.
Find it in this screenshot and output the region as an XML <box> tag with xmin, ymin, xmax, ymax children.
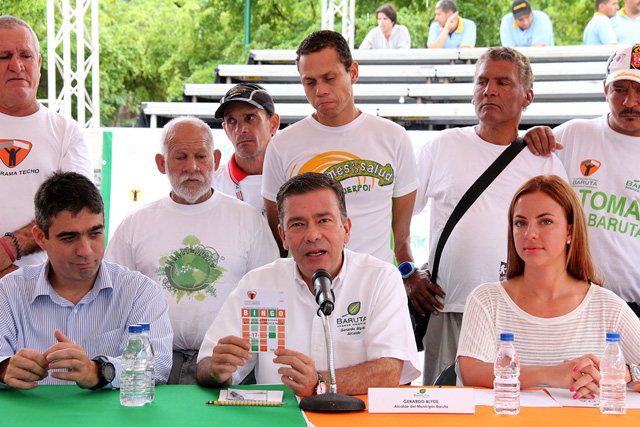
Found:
<box><xmin>411</xmin><ymin>47</ymin><xmax>568</xmax><ymax>385</ymax></box>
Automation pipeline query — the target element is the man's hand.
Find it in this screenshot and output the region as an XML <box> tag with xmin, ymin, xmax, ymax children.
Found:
<box><xmin>1</xmin><ymin>349</ymin><xmax>49</xmax><ymax>389</ymax></box>
<box><xmin>403</xmin><ymin>269</ymin><xmax>446</xmax><ymax>316</ymax></box>
<box><xmin>209</xmin><ymin>336</ymin><xmax>252</xmax><ymax>386</ymax></box>
<box><xmin>444</xmin><ymin>11</ymin><xmax>459</xmax><ymax>33</ymax></box>
<box><xmin>523</xmin><ymin>126</ymin><xmax>564</xmax><ymax>157</ymax></box>
<box><xmin>42</xmin><ymin>330</ymin><xmax>99</xmax><ymax>389</ymax></box>
<box><xmin>273</xmin><ymin>348</ymin><xmax>317</xmax><ymax>398</ymax></box>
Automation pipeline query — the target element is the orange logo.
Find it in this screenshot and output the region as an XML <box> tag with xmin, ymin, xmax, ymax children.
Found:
<box><xmin>247</xmin><ymin>291</ymin><xmax>257</xmax><ymax>300</ymax></box>
<box><xmin>0</xmin><ymin>139</ymin><xmax>32</xmax><ymax>168</ymax></box>
<box><xmin>580</xmin><ymin>159</ymin><xmax>601</xmax><ymax>177</ymax></box>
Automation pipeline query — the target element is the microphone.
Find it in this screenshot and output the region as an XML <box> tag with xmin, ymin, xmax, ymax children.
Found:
<box><xmin>312</xmin><ymin>269</ymin><xmax>335</xmax><ymax>316</ymax></box>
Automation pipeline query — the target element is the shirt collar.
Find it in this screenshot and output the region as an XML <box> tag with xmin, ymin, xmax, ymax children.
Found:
<box><xmin>440</xmin><ymin>18</ymin><xmax>464</xmax><ymax>34</ymax></box>
<box><xmin>594</xmin><ymin>12</ymin><xmax>606</xmax><ymax>17</ymax></box>
<box><xmin>621</xmin><ymin>7</ymin><xmax>627</xmax><ymax>17</ymax></box>
<box><xmin>30</xmin><ymin>260</ymin><xmax>113</xmax><ymax>305</ymax></box>
<box><xmin>228</xmin><ymin>153</ymin><xmax>249</xmax><ymax>185</ymax></box>
<box><xmin>292</xmin><ymin>250</ymin><xmax>348</xmax><ymax>292</ymax></box>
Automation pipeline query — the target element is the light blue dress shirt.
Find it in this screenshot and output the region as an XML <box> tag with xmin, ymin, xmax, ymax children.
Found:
<box><xmin>500</xmin><ymin>10</ymin><xmax>554</xmax><ymax>47</ymax></box>
<box><xmin>0</xmin><ymin>261</ymin><xmax>173</xmax><ymax>389</ymax></box>
<box><xmin>611</xmin><ymin>8</ymin><xmax>640</xmax><ymax>45</ymax></box>
<box><xmin>584</xmin><ymin>13</ymin><xmax>617</xmax><ymax>45</ymax></box>
<box><xmin>428</xmin><ymin>18</ymin><xmax>477</xmax><ymax>48</ymax></box>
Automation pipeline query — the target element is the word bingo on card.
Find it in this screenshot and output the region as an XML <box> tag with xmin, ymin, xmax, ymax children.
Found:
<box><xmin>241</xmin><ymin>289</ymin><xmax>287</xmax><ymax>352</ymax></box>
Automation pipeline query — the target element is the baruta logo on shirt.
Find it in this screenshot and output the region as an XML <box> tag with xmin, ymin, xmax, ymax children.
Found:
<box><xmin>156</xmin><ymin>235</ymin><xmax>226</xmax><ymax>303</ymax></box>
<box><xmin>572</xmin><ymin>158</ymin><xmax>601</xmax><ymax>188</ymax></box>
<box><xmin>0</xmin><ymin>139</ymin><xmax>32</xmax><ymax>169</ymax></box>
<box><xmin>336</xmin><ymin>301</ymin><xmax>366</xmax><ymax>337</ymax></box>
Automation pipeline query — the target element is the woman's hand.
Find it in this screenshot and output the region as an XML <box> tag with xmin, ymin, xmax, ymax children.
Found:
<box><xmin>544</xmin><ymin>354</ymin><xmax>600</xmax><ymax>399</ymax></box>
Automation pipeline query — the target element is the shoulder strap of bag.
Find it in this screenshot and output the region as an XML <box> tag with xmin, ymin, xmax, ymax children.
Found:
<box><xmin>430</xmin><ymin>137</ymin><xmax>527</xmax><ymax>284</ymax></box>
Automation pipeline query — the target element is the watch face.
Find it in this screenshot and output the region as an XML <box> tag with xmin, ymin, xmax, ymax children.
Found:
<box><xmin>399</xmin><ymin>262</ymin><xmax>412</xmax><ymax>275</ymax></box>
<box><xmin>102</xmin><ymin>363</ymin><xmax>116</xmax><ymax>382</ymax></box>
<box><xmin>316</xmin><ymin>381</ymin><xmax>327</xmax><ymax>395</ymax></box>
<box><xmin>632</xmin><ymin>365</ymin><xmax>640</xmax><ymax>381</ymax></box>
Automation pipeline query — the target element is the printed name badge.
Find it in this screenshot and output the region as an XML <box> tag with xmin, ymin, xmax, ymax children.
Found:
<box><xmin>241</xmin><ymin>289</ymin><xmax>287</xmax><ymax>353</ymax></box>
<box><xmin>368</xmin><ymin>388</ymin><xmax>475</xmax><ymax>414</ymax></box>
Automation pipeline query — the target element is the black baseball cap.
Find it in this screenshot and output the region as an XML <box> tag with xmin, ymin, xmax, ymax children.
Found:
<box><xmin>512</xmin><ymin>0</ymin><xmax>532</xmax><ymax>19</ymax></box>
<box><xmin>215</xmin><ymin>83</ymin><xmax>275</xmax><ymax>119</ymax></box>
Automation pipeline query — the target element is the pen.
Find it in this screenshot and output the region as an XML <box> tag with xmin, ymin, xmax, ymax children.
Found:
<box><xmin>205</xmin><ymin>400</ymin><xmax>287</xmax><ymax>406</ymax></box>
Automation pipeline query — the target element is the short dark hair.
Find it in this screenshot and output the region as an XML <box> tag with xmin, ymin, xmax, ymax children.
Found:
<box><xmin>276</xmin><ymin>172</ymin><xmax>347</xmax><ymax>226</ymax></box>
<box><xmin>35</xmin><ymin>171</ymin><xmax>103</xmax><ymax>238</ymax></box>
<box><xmin>376</xmin><ymin>3</ymin><xmax>397</xmax><ymax>24</ymax></box>
<box><xmin>296</xmin><ymin>30</ymin><xmax>353</xmax><ymax>72</ymax></box>
<box><xmin>435</xmin><ymin>0</ymin><xmax>458</xmax><ymax>13</ymax></box>
<box><xmin>595</xmin><ymin>0</ymin><xmax>608</xmax><ymax>10</ymax></box>
<box><xmin>475</xmin><ymin>46</ymin><xmax>534</xmax><ymax>91</ymax></box>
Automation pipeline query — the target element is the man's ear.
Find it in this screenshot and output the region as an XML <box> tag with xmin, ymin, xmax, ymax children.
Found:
<box><xmin>32</xmin><ymin>225</ymin><xmax>47</xmax><ymax>252</ymax></box>
<box><xmin>214</xmin><ymin>149</ymin><xmax>222</xmax><ymax>171</ymax></box>
<box><xmin>155</xmin><ymin>153</ymin><xmax>166</xmax><ymax>175</ymax></box>
<box><xmin>278</xmin><ymin>224</ymin><xmax>289</xmax><ymax>251</ymax></box>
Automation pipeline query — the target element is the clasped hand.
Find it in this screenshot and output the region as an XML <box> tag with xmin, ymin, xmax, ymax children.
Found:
<box><xmin>1</xmin><ymin>329</ymin><xmax>98</xmax><ymax>390</ymax></box>
<box><xmin>548</xmin><ymin>354</ymin><xmax>601</xmax><ymax>399</ymax></box>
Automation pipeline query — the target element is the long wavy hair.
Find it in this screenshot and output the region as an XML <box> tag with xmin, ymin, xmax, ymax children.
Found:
<box><xmin>506</xmin><ymin>175</ymin><xmax>602</xmax><ymax>286</ymax></box>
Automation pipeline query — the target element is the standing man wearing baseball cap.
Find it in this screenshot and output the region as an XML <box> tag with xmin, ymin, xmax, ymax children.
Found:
<box><xmin>525</xmin><ymin>44</ymin><xmax>640</xmax><ymax>320</ymax></box>
<box><xmin>212</xmin><ymin>83</ymin><xmax>280</xmax><ymax>216</ymax></box>
<box><xmin>500</xmin><ymin>0</ymin><xmax>554</xmax><ymax>47</ymax></box>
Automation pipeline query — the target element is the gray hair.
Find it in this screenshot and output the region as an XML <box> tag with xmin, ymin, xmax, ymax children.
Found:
<box><xmin>475</xmin><ymin>46</ymin><xmax>534</xmax><ymax>91</ymax></box>
<box><xmin>0</xmin><ymin>15</ymin><xmax>40</xmax><ymax>53</ymax></box>
<box><xmin>160</xmin><ymin>116</ymin><xmax>214</xmax><ymax>157</ymax></box>
<box><xmin>436</xmin><ymin>0</ymin><xmax>458</xmax><ymax>13</ymax></box>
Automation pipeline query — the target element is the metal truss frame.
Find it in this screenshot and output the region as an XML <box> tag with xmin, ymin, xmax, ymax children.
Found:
<box><xmin>321</xmin><ymin>0</ymin><xmax>356</xmax><ymax>49</ymax></box>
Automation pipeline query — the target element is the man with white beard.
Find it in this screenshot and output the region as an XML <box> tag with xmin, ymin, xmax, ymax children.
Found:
<box><xmin>105</xmin><ymin>116</ymin><xmax>279</xmax><ymax>384</ymax></box>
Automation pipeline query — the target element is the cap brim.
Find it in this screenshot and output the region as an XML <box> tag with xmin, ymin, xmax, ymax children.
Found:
<box><xmin>605</xmin><ymin>71</ymin><xmax>640</xmax><ymax>86</ymax></box>
<box><xmin>214</xmin><ymin>98</ymin><xmax>266</xmax><ymax>119</ymax></box>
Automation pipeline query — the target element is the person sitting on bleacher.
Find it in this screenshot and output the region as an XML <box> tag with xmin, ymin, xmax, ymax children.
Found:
<box><xmin>583</xmin><ymin>0</ymin><xmax>619</xmax><ymax>45</ymax></box>
<box><xmin>500</xmin><ymin>0</ymin><xmax>554</xmax><ymax>47</ymax></box>
<box><xmin>611</xmin><ymin>0</ymin><xmax>640</xmax><ymax>45</ymax></box>
<box><xmin>359</xmin><ymin>3</ymin><xmax>411</xmax><ymax>49</ymax></box>
<box><xmin>457</xmin><ymin>175</ymin><xmax>640</xmax><ymax>397</ymax></box>
<box><xmin>427</xmin><ymin>0</ymin><xmax>477</xmax><ymax>49</ymax></box>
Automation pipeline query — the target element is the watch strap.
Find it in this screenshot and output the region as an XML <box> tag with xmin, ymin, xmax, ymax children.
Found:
<box><xmin>89</xmin><ymin>356</ymin><xmax>115</xmax><ymax>390</ymax></box>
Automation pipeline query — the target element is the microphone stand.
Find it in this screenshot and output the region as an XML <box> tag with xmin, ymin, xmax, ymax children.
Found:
<box><xmin>298</xmin><ymin>308</ymin><xmax>365</xmax><ymax>412</ymax></box>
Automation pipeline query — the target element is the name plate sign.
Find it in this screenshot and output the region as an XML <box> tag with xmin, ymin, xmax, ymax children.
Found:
<box><xmin>368</xmin><ymin>387</ymin><xmax>475</xmax><ymax>414</ymax></box>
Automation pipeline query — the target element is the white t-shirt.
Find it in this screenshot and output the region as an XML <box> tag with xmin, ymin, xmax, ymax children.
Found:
<box><xmin>359</xmin><ymin>24</ymin><xmax>412</xmax><ymax>50</ymax></box>
<box><xmin>554</xmin><ymin>115</ymin><xmax>640</xmax><ymax>304</ymax></box>
<box><xmin>413</xmin><ymin>126</ymin><xmax>568</xmax><ymax>312</ymax></box>
<box><xmin>0</xmin><ymin>105</ymin><xmax>93</xmax><ymax>267</ymax></box>
<box><xmin>262</xmin><ymin>113</ymin><xmax>419</xmax><ymax>263</ymax></box>
<box><xmin>105</xmin><ymin>191</ymin><xmax>279</xmax><ymax>351</ymax></box>
<box><xmin>198</xmin><ymin>249</ymin><xmax>421</xmax><ymax>385</ymax></box>
<box><xmin>211</xmin><ymin>155</ymin><xmax>265</xmax><ymax>216</ymax></box>
<box><xmin>457</xmin><ymin>282</ymin><xmax>640</xmax><ymax>371</ymax></box>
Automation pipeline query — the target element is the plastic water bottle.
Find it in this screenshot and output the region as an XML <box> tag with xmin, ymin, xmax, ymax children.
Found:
<box><xmin>120</xmin><ymin>324</ymin><xmax>147</xmax><ymax>407</ymax></box>
<box><xmin>139</xmin><ymin>323</ymin><xmax>155</xmax><ymax>403</ymax></box>
<box><xmin>600</xmin><ymin>332</ymin><xmax>626</xmax><ymax>414</ymax></box>
<box><xmin>494</xmin><ymin>333</ymin><xmax>520</xmax><ymax>415</ymax></box>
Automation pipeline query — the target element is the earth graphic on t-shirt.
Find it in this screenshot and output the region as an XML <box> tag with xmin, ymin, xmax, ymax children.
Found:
<box><xmin>156</xmin><ymin>235</ymin><xmax>225</xmax><ymax>303</ymax></box>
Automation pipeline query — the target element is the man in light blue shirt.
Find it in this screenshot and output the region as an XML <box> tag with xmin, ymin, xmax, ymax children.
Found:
<box><xmin>427</xmin><ymin>0</ymin><xmax>477</xmax><ymax>49</ymax></box>
<box><xmin>500</xmin><ymin>0</ymin><xmax>554</xmax><ymax>47</ymax></box>
<box><xmin>611</xmin><ymin>0</ymin><xmax>640</xmax><ymax>44</ymax></box>
<box><xmin>584</xmin><ymin>0</ymin><xmax>619</xmax><ymax>45</ymax></box>
<box><xmin>0</xmin><ymin>172</ymin><xmax>173</xmax><ymax>390</ymax></box>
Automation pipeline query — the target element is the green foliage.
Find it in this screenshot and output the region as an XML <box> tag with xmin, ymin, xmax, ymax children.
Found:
<box><xmin>2</xmin><ymin>0</ymin><xmax>621</xmax><ymax>126</ymax></box>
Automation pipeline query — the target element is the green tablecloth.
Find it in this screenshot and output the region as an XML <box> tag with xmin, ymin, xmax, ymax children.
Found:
<box><xmin>0</xmin><ymin>384</ymin><xmax>306</xmax><ymax>426</ymax></box>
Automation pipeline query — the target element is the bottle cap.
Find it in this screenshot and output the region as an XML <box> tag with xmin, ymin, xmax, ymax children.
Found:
<box><xmin>128</xmin><ymin>324</ymin><xmax>142</xmax><ymax>333</ymax></box>
<box><xmin>606</xmin><ymin>332</ymin><xmax>620</xmax><ymax>342</ymax></box>
<box><xmin>139</xmin><ymin>323</ymin><xmax>150</xmax><ymax>331</ymax></box>
<box><xmin>500</xmin><ymin>333</ymin><xmax>514</xmax><ymax>342</ymax></box>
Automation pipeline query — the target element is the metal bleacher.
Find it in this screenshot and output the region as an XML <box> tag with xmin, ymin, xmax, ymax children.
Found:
<box><xmin>139</xmin><ymin>44</ymin><xmax>617</xmax><ymax>130</ymax></box>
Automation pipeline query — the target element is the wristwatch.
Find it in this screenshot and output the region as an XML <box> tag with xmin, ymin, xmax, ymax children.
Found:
<box><xmin>628</xmin><ymin>363</ymin><xmax>640</xmax><ymax>387</ymax></box>
<box><xmin>315</xmin><ymin>372</ymin><xmax>327</xmax><ymax>395</ymax></box>
<box><xmin>89</xmin><ymin>356</ymin><xmax>116</xmax><ymax>390</ymax></box>
<box><xmin>398</xmin><ymin>261</ymin><xmax>418</xmax><ymax>279</ymax></box>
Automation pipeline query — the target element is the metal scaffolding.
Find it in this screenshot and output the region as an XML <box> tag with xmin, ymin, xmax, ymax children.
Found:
<box><xmin>321</xmin><ymin>0</ymin><xmax>356</xmax><ymax>49</ymax></box>
<box><xmin>47</xmin><ymin>0</ymin><xmax>100</xmax><ymax>128</ymax></box>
